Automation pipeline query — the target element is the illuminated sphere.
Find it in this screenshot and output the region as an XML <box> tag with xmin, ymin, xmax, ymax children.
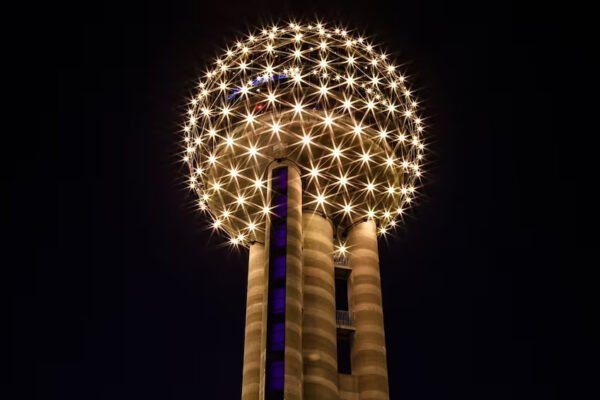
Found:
<box><xmin>183</xmin><ymin>21</ymin><xmax>426</xmax><ymax>246</ymax></box>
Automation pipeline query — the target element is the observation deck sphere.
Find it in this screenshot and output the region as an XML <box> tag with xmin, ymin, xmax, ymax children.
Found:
<box><xmin>182</xmin><ymin>21</ymin><xmax>426</xmax><ymax>245</ymax></box>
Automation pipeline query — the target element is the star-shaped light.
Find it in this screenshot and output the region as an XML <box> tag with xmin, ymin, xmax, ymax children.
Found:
<box><xmin>183</xmin><ymin>20</ymin><xmax>426</xmax><ymax>244</ymax></box>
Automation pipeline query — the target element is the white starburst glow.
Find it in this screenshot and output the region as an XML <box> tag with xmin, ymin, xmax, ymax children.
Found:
<box><xmin>183</xmin><ymin>20</ymin><xmax>427</xmax><ymax>245</ymax></box>
<box><xmin>331</xmin><ymin>146</ymin><xmax>343</xmax><ymax>159</ymax></box>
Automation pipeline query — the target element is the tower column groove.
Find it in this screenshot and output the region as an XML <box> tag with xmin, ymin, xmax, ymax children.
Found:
<box><xmin>302</xmin><ymin>213</ymin><xmax>338</xmax><ymax>400</ymax></box>
<box><xmin>284</xmin><ymin>164</ymin><xmax>304</xmax><ymax>400</ymax></box>
<box><xmin>262</xmin><ymin>162</ymin><xmax>303</xmax><ymax>400</ymax></box>
<box><xmin>348</xmin><ymin>220</ymin><xmax>389</xmax><ymax>400</ymax></box>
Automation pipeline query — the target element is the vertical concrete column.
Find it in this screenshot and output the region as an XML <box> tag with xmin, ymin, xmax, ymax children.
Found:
<box><xmin>242</xmin><ymin>242</ymin><xmax>266</xmax><ymax>400</ymax></box>
<box><xmin>284</xmin><ymin>164</ymin><xmax>304</xmax><ymax>400</ymax></box>
<box><xmin>302</xmin><ymin>213</ymin><xmax>339</xmax><ymax>400</ymax></box>
<box><xmin>348</xmin><ymin>220</ymin><xmax>389</xmax><ymax>400</ymax></box>
<box><xmin>262</xmin><ymin>162</ymin><xmax>303</xmax><ymax>400</ymax></box>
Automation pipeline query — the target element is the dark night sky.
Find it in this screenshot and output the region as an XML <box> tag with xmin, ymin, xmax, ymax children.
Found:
<box><xmin>9</xmin><ymin>1</ymin><xmax>587</xmax><ymax>399</ymax></box>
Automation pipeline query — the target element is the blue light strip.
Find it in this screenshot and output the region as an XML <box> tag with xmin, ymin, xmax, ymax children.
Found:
<box><xmin>227</xmin><ymin>74</ymin><xmax>288</xmax><ymax>100</ymax></box>
<box><xmin>265</xmin><ymin>167</ymin><xmax>287</xmax><ymax>400</ymax></box>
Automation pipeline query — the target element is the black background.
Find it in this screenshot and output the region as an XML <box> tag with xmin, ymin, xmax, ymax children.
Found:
<box><xmin>9</xmin><ymin>1</ymin><xmax>587</xmax><ymax>399</ymax></box>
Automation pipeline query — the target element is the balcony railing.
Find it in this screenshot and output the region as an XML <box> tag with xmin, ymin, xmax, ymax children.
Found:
<box><xmin>334</xmin><ymin>256</ymin><xmax>349</xmax><ymax>267</ymax></box>
<box><xmin>336</xmin><ymin>310</ymin><xmax>354</xmax><ymax>329</ymax></box>
<box><xmin>334</xmin><ymin>256</ymin><xmax>351</xmax><ymax>279</ymax></box>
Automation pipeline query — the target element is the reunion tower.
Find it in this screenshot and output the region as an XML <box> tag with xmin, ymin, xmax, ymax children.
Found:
<box><xmin>181</xmin><ymin>20</ymin><xmax>426</xmax><ymax>400</ymax></box>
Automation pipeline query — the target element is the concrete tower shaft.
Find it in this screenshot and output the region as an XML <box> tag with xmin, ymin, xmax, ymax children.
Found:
<box><xmin>261</xmin><ymin>163</ymin><xmax>303</xmax><ymax>400</ymax></box>
<box><xmin>302</xmin><ymin>213</ymin><xmax>338</xmax><ymax>399</ymax></box>
<box><xmin>348</xmin><ymin>220</ymin><xmax>389</xmax><ymax>399</ymax></box>
<box><xmin>242</xmin><ymin>243</ymin><xmax>266</xmax><ymax>400</ymax></box>
<box><xmin>242</xmin><ymin>189</ymin><xmax>388</xmax><ymax>399</ymax></box>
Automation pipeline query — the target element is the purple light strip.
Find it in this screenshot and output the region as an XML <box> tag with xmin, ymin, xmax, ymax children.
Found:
<box><xmin>265</xmin><ymin>167</ymin><xmax>288</xmax><ymax>400</ymax></box>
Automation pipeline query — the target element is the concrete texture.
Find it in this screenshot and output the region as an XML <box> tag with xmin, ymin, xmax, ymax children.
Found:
<box><xmin>302</xmin><ymin>213</ymin><xmax>339</xmax><ymax>400</ymax></box>
<box><xmin>242</xmin><ymin>242</ymin><xmax>266</xmax><ymax>400</ymax></box>
<box><xmin>348</xmin><ymin>220</ymin><xmax>389</xmax><ymax>400</ymax></box>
